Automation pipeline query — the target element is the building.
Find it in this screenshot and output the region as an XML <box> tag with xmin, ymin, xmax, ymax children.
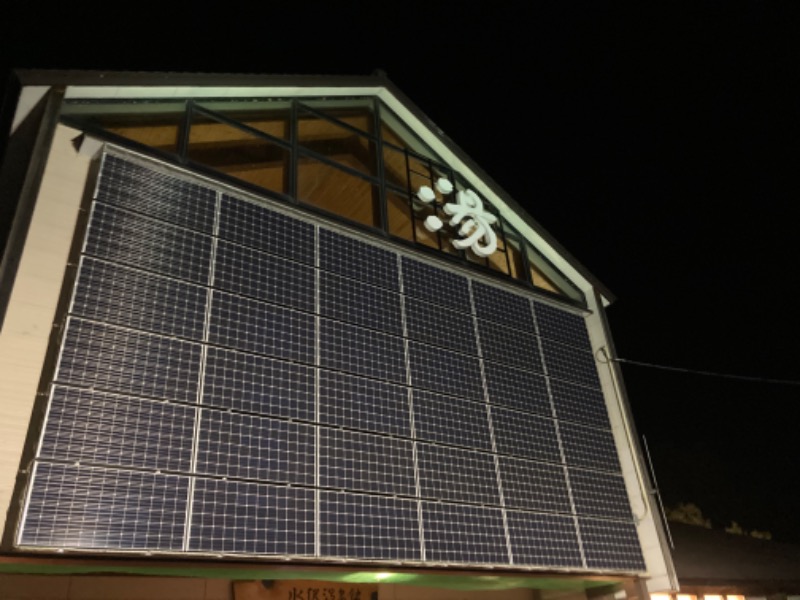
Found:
<box><xmin>0</xmin><ymin>70</ymin><xmax>676</xmax><ymax>599</ymax></box>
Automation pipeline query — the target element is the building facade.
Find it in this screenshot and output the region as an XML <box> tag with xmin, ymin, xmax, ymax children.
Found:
<box><xmin>0</xmin><ymin>71</ymin><xmax>675</xmax><ymax>599</ymax></box>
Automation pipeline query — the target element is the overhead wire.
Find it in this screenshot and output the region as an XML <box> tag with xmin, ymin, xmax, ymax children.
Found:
<box><xmin>599</xmin><ymin>354</ymin><xmax>800</xmax><ymax>387</ymax></box>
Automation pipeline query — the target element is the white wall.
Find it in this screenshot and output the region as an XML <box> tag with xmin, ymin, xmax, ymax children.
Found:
<box><xmin>0</xmin><ymin>124</ymin><xmax>91</xmax><ymax>541</ymax></box>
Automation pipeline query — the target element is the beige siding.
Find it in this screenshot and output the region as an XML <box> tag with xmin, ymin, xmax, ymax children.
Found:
<box><xmin>0</xmin><ymin>124</ymin><xmax>91</xmax><ymax>540</ymax></box>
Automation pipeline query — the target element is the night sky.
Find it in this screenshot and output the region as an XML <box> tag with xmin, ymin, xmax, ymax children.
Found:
<box><xmin>2</xmin><ymin>3</ymin><xmax>799</xmax><ymax>542</ymax></box>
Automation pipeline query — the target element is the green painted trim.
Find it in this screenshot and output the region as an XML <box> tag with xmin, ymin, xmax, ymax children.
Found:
<box><xmin>0</xmin><ymin>562</ymin><xmax>621</xmax><ymax>591</ymax></box>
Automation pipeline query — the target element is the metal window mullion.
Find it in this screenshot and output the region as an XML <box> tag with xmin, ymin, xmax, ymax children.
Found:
<box><xmin>297</xmin><ymin>146</ymin><xmax>382</xmax><ymax>185</ymax></box>
<box><xmin>182</xmin><ymin>190</ymin><xmax>220</xmax><ymax>552</ymax></box>
<box><xmin>530</xmin><ymin>299</ymin><xmax>588</xmax><ymax>569</ymax></box>
<box><xmin>191</xmin><ymin>103</ymin><xmax>292</xmax><ymax>150</ymax></box>
<box><xmin>177</xmin><ymin>100</ymin><xmax>192</xmax><ymax>164</ymax></box>
<box><xmin>468</xmin><ymin>279</ymin><xmax>513</xmax><ymax>565</ymax></box>
<box><xmin>289</xmin><ymin>100</ymin><xmax>298</xmax><ymax>200</ymax></box>
<box><xmin>398</xmin><ymin>254</ymin><xmax>426</xmax><ymax>561</ymax></box>
<box><xmin>373</xmin><ymin>98</ymin><xmax>389</xmax><ymax>235</ymax></box>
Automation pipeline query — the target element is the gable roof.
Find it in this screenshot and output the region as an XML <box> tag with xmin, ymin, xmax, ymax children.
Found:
<box><xmin>6</xmin><ymin>69</ymin><xmax>615</xmax><ymax>304</ymax></box>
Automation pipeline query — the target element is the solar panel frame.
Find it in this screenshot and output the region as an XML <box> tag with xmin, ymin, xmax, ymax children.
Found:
<box><xmin>407</xmin><ymin>341</ymin><xmax>484</xmax><ymax>400</ymax></box>
<box><xmin>579</xmin><ymin>518</ymin><xmax>647</xmax><ymax>571</ymax></box>
<box><xmin>498</xmin><ymin>456</ymin><xmax>572</xmax><ymax>513</ymax></box>
<box><xmin>559</xmin><ymin>421</ymin><xmax>623</xmax><ymax>473</ymax></box>
<box><xmin>319</xmin><ymin>319</ymin><xmax>407</xmax><ymax>384</ymax></box>
<box><xmin>416</xmin><ymin>444</ymin><xmax>500</xmax><ymax>505</ymax></box>
<box><xmin>319</xmin><ymin>228</ymin><xmax>399</xmax><ymax>291</ymax></box>
<box><xmin>421</xmin><ymin>503</ymin><xmax>509</xmax><ymax>564</ymax></box>
<box><xmin>319</xmin><ymin>271</ymin><xmax>403</xmax><ymax>335</ymax></box>
<box><xmin>404</xmin><ymin>296</ymin><xmax>478</xmax><ymax>355</ymax></box>
<box><xmin>477</xmin><ymin>319</ymin><xmax>543</xmax><ymax>371</ymax></box>
<box><xmin>490</xmin><ymin>406</ymin><xmax>562</xmax><ymax>463</ymax></box>
<box><xmin>483</xmin><ymin>362</ymin><xmax>552</xmax><ymax>416</ymax></box>
<box><xmin>506</xmin><ymin>510</ymin><xmax>584</xmax><ymax>568</ymax></box>
<box><xmin>472</xmin><ymin>281</ymin><xmax>535</xmax><ymax>332</ymax></box>
<box><xmin>401</xmin><ymin>256</ymin><xmax>471</xmax><ymax>310</ymax></box>
<box><xmin>411</xmin><ymin>389</ymin><xmax>493</xmax><ymax>451</ymax></box>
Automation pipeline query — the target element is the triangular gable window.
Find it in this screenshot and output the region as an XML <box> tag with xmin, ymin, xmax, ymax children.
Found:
<box><xmin>61</xmin><ymin>96</ymin><xmax>583</xmax><ymax>303</ymax></box>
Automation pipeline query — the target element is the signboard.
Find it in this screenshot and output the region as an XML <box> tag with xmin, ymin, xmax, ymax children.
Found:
<box><xmin>234</xmin><ymin>579</ymin><xmax>378</xmax><ymax>600</ymax></box>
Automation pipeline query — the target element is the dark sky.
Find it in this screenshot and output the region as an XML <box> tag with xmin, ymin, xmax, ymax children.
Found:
<box><xmin>3</xmin><ymin>2</ymin><xmax>799</xmax><ymax>542</ymax></box>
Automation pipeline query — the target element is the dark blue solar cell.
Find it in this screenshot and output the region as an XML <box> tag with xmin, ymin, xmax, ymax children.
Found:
<box><xmin>499</xmin><ymin>456</ymin><xmax>571</xmax><ymax>513</ymax></box>
<box><xmin>540</xmin><ymin>337</ymin><xmax>602</xmax><ymax>388</ymax></box>
<box><xmin>507</xmin><ymin>511</ymin><xmax>583</xmax><ymax>568</ymax></box>
<box><xmin>319</xmin><ymin>491</ymin><xmax>421</xmax><ymax>560</ymax></box>
<box><xmin>407</xmin><ymin>341</ymin><xmax>484</xmax><ymax>400</ymax></box>
<box><xmin>209</xmin><ymin>292</ymin><xmax>315</xmax><ymax>364</ymax></box>
<box><xmin>56</xmin><ymin>318</ymin><xmax>201</xmax><ymax>402</ymax></box>
<box><xmin>195</xmin><ymin>410</ymin><xmax>315</xmax><ymax>485</ymax></box>
<box><xmin>412</xmin><ymin>389</ymin><xmax>492</xmax><ymax>451</ymax></box>
<box><xmin>219</xmin><ymin>195</ymin><xmax>315</xmax><ymax>265</ymax></box>
<box><xmin>533</xmin><ymin>301</ymin><xmax>592</xmax><ymax>350</ymax></box>
<box><xmin>579</xmin><ymin>518</ymin><xmax>646</xmax><ymax>571</ymax></box>
<box><xmin>72</xmin><ymin>257</ymin><xmax>207</xmax><ymax>340</ymax></box>
<box><xmin>569</xmin><ymin>468</ymin><xmax>633</xmax><ymax>520</ymax></box>
<box><xmin>98</xmin><ymin>155</ymin><xmax>217</xmax><ymax>233</ymax></box>
<box><xmin>319</xmin><ymin>229</ymin><xmax>399</xmax><ymax>290</ymax></box>
<box><xmin>319</xmin><ymin>319</ymin><xmax>406</xmax><ymax>384</ymax></box>
<box><xmin>40</xmin><ymin>386</ymin><xmax>195</xmax><ymax>472</ymax></box>
<box><xmin>319</xmin><ymin>271</ymin><xmax>402</xmax><ymax>334</ymax></box>
<box><xmin>214</xmin><ymin>240</ymin><xmax>315</xmax><ymax>312</ymax></box>
<box><xmin>318</xmin><ymin>371</ymin><xmax>410</xmax><ymax>436</ymax></box>
<box><xmin>560</xmin><ymin>422</ymin><xmax>621</xmax><ymax>472</ymax></box>
<box><xmin>19</xmin><ymin>462</ymin><xmax>188</xmax><ymax>550</ymax></box>
<box><xmin>401</xmin><ymin>256</ymin><xmax>470</xmax><ymax>310</ymax></box>
<box><xmin>550</xmin><ymin>379</ymin><xmax>610</xmax><ymax>429</ymax></box>
<box><xmin>483</xmin><ymin>363</ymin><xmax>551</xmax><ymax>416</ymax></box>
<box><xmin>404</xmin><ymin>296</ymin><xmax>477</xmax><ymax>355</ymax></box>
<box><xmin>85</xmin><ymin>203</ymin><xmax>212</xmax><ymax>284</ymax></box>
<box><xmin>491</xmin><ymin>407</ymin><xmax>561</xmax><ymax>463</ymax></box>
<box><xmin>422</xmin><ymin>503</ymin><xmax>508</xmax><ymax>564</ymax></box>
<box><xmin>319</xmin><ymin>429</ymin><xmax>416</xmax><ymax>495</ymax></box>
<box><xmin>417</xmin><ymin>444</ymin><xmax>500</xmax><ymax>505</ymax></box>
<box><xmin>477</xmin><ymin>319</ymin><xmax>542</xmax><ymax>371</ymax></box>
<box><xmin>472</xmin><ymin>281</ymin><xmax>535</xmax><ymax>332</ymax></box>
<box><xmin>189</xmin><ymin>478</ymin><xmax>315</xmax><ymax>555</ymax></box>
<box><xmin>202</xmin><ymin>347</ymin><xmax>315</xmax><ymax>420</ymax></box>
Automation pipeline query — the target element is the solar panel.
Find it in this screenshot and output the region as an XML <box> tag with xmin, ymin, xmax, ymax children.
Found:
<box><xmin>319</xmin><ymin>319</ymin><xmax>406</xmax><ymax>383</ymax></box>
<box><xmin>202</xmin><ymin>347</ymin><xmax>315</xmax><ymax>421</ymax></box>
<box><xmin>72</xmin><ymin>257</ymin><xmax>207</xmax><ymax>340</ymax></box>
<box><xmin>533</xmin><ymin>301</ymin><xmax>592</xmax><ymax>349</ymax></box>
<box><xmin>209</xmin><ymin>292</ymin><xmax>315</xmax><ymax>364</ymax></box>
<box><xmin>560</xmin><ymin>422</ymin><xmax>622</xmax><ymax>472</ymax></box>
<box><xmin>20</xmin><ymin>463</ymin><xmax>188</xmax><ymax>550</ymax></box>
<box><xmin>98</xmin><ymin>155</ymin><xmax>217</xmax><ymax>233</ymax></box>
<box><xmin>472</xmin><ymin>281</ymin><xmax>535</xmax><ymax>332</ymax></box>
<box><xmin>550</xmin><ymin>379</ymin><xmax>611</xmax><ymax>429</ymax></box>
<box><xmin>499</xmin><ymin>456</ymin><xmax>572</xmax><ymax>513</ymax></box>
<box><xmin>319</xmin><ymin>429</ymin><xmax>416</xmax><ymax>495</ymax></box>
<box><xmin>319</xmin><ymin>492</ymin><xmax>421</xmax><ymax>560</ymax></box>
<box><xmin>318</xmin><ymin>370</ymin><xmax>411</xmax><ymax>436</ymax></box>
<box><xmin>569</xmin><ymin>469</ymin><xmax>634</xmax><ymax>520</ymax></box>
<box><xmin>404</xmin><ymin>296</ymin><xmax>477</xmax><ymax>355</ymax></box>
<box><xmin>214</xmin><ymin>240</ymin><xmax>315</xmax><ymax>312</ymax></box>
<box><xmin>407</xmin><ymin>341</ymin><xmax>484</xmax><ymax>400</ymax></box>
<box><xmin>491</xmin><ymin>407</ymin><xmax>562</xmax><ymax>463</ymax></box>
<box><xmin>56</xmin><ymin>318</ymin><xmax>202</xmax><ymax>402</ymax></box>
<box><xmin>477</xmin><ymin>319</ymin><xmax>542</xmax><ymax>371</ymax></box>
<box><xmin>483</xmin><ymin>363</ymin><xmax>551</xmax><ymax>416</ymax></box>
<box><xmin>40</xmin><ymin>386</ymin><xmax>195</xmax><ymax>472</ymax></box>
<box><xmin>578</xmin><ymin>518</ymin><xmax>646</xmax><ymax>571</ymax></box>
<box><xmin>189</xmin><ymin>478</ymin><xmax>315</xmax><ymax>555</ymax></box>
<box><xmin>319</xmin><ymin>271</ymin><xmax>402</xmax><ymax>335</ymax></box>
<box><xmin>195</xmin><ymin>410</ymin><xmax>315</xmax><ymax>485</ymax></box>
<box><xmin>421</xmin><ymin>503</ymin><xmax>508</xmax><ymax>564</ymax></box>
<box><xmin>417</xmin><ymin>444</ymin><xmax>500</xmax><ymax>505</ymax></box>
<box><xmin>319</xmin><ymin>228</ymin><xmax>399</xmax><ymax>290</ymax></box>
<box><xmin>86</xmin><ymin>203</ymin><xmax>213</xmax><ymax>285</ymax></box>
<box><xmin>19</xmin><ymin>152</ymin><xmax>647</xmax><ymax>573</ymax></box>
<box><xmin>401</xmin><ymin>256</ymin><xmax>470</xmax><ymax>310</ymax></box>
<box><xmin>540</xmin><ymin>337</ymin><xmax>602</xmax><ymax>388</ymax></box>
<box><xmin>506</xmin><ymin>511</ymin><xmax>583</xmax><ymax>568</ymax></box>
<box><xmin>412</xmin><ymin>389</ymin><xmax>492</xmax><ymax>451</ymax></box>
<box><xmin>219</xmin><ymin>195</ymin><xmax>315</xmax><ymax>265</ymax></box>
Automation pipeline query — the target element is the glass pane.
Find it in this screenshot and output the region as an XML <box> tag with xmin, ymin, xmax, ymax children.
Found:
<box><xmin>298</xmin><ymin>108</ymin><xmax>376</xmax><ymax>176</ymax></box>
<box><xmin>387</xmin><ymin>190</ymin><xmax>414</xmax><ymax>241</ymax></box>
<box><xmin>506</xmin><ymin>238</ymin><xmax>527</xmax><ymax>281</ymax></box>
<box><xmin>298</xmin><ymin>157</ymin><xmax>379</xmax><ymax>228</ymax></box>
<box><xmin>383</xmin><ymin>145</ymin><xmax>408</xmax><ymax>188</ymax></box>
<box><xmin>301</xmin><ymin>98</ymin><xmax>375</xmax><ymax>134</ymax></box>
<box><xmin>80</xmin><ymin>113</ymin><xmax>183</xmax><ymax>153</ymax></box>
<box><xmin>187</xmin><ymin>112</ymin><xmax>289</xmax><ymax>195</ymax></box>
<box><xmin>197</xmin><ymin>101</ymin><xmax>290</xmax><ymax>140</ymax></box>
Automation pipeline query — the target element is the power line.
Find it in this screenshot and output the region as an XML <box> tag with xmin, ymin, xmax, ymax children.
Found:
<box><xmin>609</xmin><ymin>356</ymin><xmax>800</xmax><ymax>387</ymax></box>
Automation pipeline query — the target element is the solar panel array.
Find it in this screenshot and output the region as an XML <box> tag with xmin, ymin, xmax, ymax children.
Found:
<box><xmin>18</xmin><ymin>153</ymin><xmax>646</xmax><ymax>573</ymax></box>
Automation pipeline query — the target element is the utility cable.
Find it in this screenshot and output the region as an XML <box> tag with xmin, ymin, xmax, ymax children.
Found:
<box><xmin>602</xmin><ymin>355</ymin><xmax>800</xmax><ymax>387</ymax></box>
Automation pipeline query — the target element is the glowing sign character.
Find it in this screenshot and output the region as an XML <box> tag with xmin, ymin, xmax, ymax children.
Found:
<box><xmin>418</xmin><ymin>179</ymin><xmax>498</xmax><ymax>257</ymax></box>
